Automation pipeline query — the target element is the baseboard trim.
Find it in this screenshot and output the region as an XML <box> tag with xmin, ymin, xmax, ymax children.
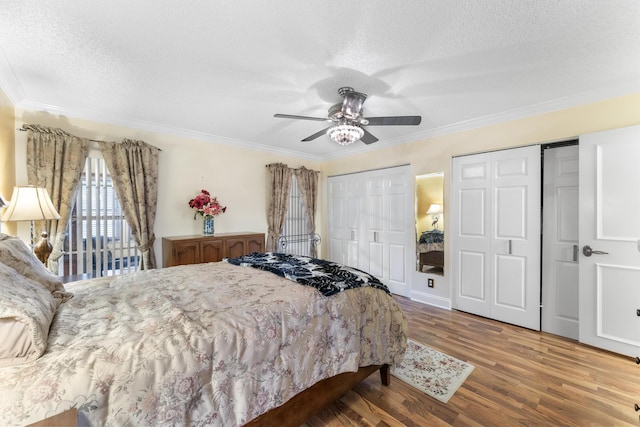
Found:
<box><xmin>410</xmin><ymin>291</ymin><xmax>451</xmax><ymax>309</ymax></box>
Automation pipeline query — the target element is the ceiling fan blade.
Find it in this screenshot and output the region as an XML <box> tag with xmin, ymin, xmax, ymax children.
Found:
<box><xmin>360</xmin><ymin>128</ymin><xmax>379</xmax><ymax>145</ymax></box>
<box><xmin>364</xmin><ymin>116</ymin><xmax>422</xmax><ymax>126</ymax></box>
<box><xmin>301</xmin><ymin>127</ymin><xmax>331</xmax><ymax>142</ymax></box>
<box><xmin>274</xmin><ymin>113</ymin><xmax>330</xmax><ymax>122</ymax></box>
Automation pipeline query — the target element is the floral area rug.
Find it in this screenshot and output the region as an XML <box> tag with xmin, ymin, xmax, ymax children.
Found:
<box><xmin>391</xmin><ymin>339</ymin><xmax>474</xmax><ymax>403</ymax></box>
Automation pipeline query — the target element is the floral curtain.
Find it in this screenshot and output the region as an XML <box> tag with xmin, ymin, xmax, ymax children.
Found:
<box><xmin>99</xmin><ymin>139</ymin><xmax>160</xmax><ymax>270</ymax></box>
<box><xmin>24</xmin><ymin>124</ymin><xmax>89</xmax><ymax>273</ymax></box>
<box><xmin>265</xmin><ymin>163</ymin><xmax>292</xmax><ymax>251</ymax></box>
<box><xmin>294</xmin><ymin>167</ymin><xmax>320</xmax><ymax>257</ymax></box>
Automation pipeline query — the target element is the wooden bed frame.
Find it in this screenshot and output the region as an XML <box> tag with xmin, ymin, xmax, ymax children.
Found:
<box><xmin>246</xmin><ymin>364</ymin><xmax>390</xmax><ymax>426</ymax></box>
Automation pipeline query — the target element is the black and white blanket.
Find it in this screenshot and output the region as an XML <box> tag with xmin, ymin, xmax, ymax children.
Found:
<box><xmin>419</xmin><ymin>229</ymin><xmax>444</xmax><ymax>245</ymax></box>
<box><xmin>224</xmin><ymin>252</ymin><xmax>390</xmax><ymax>297</ymax></box>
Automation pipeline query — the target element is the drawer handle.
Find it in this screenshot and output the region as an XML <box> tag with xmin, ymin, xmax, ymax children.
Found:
<box><xmin>635</xmin><ymin>403</ymin><xmax>640</xmax><ymax>412</ymax></box>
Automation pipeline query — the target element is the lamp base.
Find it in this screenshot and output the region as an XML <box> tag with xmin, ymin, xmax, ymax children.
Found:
<box><xmin>34</xmin><ymin>231</ymin><xmax>52</xmax><ymax>265</ymax></box>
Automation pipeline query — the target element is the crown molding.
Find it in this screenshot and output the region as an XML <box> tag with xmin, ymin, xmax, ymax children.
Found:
<box><xmin>9</xmin><ymin>83</ymin><xmax>639</xmax><ymax>163</ymax></box>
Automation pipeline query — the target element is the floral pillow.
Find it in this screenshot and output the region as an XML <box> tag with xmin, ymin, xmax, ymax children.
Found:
<box><xmin>0</xmin><ymin>233</ymin><xmax>72</xmax><ymax>307</ymax></box>
<box><xmin>0</xmin><ymin>262</ymin><xmax>57</xmax><ymax>367</ymax></box>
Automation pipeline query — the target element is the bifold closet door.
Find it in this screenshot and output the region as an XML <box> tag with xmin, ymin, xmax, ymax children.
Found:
<box><xmin>327</xmin><ymin>176</ymin><xmax>363</xmax><ymax>269</ymax></box>
<box><xmin>541</xmin><ymin>145</ymin><xmax>579</xmax><ymax>340</ymax></box>
<box><xmin>361</xmin><ymin>167</ymin><xmax>412</xmax><ymax>297</ymax></box>
<box><xmin>452</xmin><ymin>145</ymin><xmax>541</xmax><ymax>330</ymax></box>
<box><xmin>451</xmin><ymin>152</ymin><xmax>492</xmax><ymax>318</ymax></box>
<box><xmin>328</xmin><ymin>166</ymin><xmax>413</xmax><ymax>297</ymax></box>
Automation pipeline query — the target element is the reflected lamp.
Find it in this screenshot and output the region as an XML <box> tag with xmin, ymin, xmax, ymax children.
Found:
<box><xmin>426</xmin><ymin>203</ymin><xmax>442</xmax><ymax>230</ymax></box>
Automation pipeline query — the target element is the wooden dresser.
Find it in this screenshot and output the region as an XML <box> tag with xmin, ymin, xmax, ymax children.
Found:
<box><xmin>162</xmin><ymin>232</ymin><xmax>264</xmax><ymax>267</ymax></box>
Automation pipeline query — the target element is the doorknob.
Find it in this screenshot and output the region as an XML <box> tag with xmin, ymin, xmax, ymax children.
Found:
<box><xmin>582</xmin><ymin>245</ymin><xmax>609</xmax><ymax>257</ymax></box>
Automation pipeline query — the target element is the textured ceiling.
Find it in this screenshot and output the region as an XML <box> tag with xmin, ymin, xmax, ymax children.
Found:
<box><xmin>1</xmin><ymin>0</ymin><xmax>638</xmax><ymax>159</ymax></box>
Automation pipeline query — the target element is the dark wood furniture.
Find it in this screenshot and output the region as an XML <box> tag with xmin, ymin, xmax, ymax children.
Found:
<box><xmin>419</xmin><ymin>250</ymin><xmax>444</xmax><ymax>271</ymax></box>
<box><xmin>162</xmin><ymin>232</ymin><xmax>264</xmax><ymax>267</ymax></box>
<box><xmin>246</xmin><ymin>365</ymin><xmax>389</xmax><ymax>427</ymax></box>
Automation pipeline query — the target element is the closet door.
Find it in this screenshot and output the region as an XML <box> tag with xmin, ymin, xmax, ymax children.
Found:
<box><xmin>328</xmin><ymin>166</ymin><xmax>413</xmax><ymax>297</ymax></box>
<box><xmin>362</xmin><ymin>166</ymin><xmax>412</xmax><ymax>296</ymax></box>
<box><xmin>490</xmin><ymin>146</ymin><xmax>541</xmax><ymax>329</ymax></box>
<box><xmin>541</xmin><ymin>145</ymin><xmax>579</xmax><ymax>339</ymax></box>
<box><xmin>327</xmin><ymin>176</ymin><xmax>362</xmax><ymax>268</ymax></box>
<box><xmin>451</xmin><ymin>152</ymin><xmax>492</xmax><ymax>317</ymax></box>
<box><xmin>452</xmin><ymin>146</ymin><xmax>541</xmax><ymax>330</ymax></box>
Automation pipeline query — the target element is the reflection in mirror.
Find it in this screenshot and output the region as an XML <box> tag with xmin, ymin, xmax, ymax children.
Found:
<box><xmin>416</xmin><ymin>172</ymin><xmax>444</xmax><ymax>275</ymax></box>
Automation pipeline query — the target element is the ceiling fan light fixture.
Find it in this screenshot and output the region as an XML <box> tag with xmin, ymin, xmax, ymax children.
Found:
<box><xmin>327</xmin><ymin>124</ymin><xmax>364</xmax><ymax>146</ymax></box>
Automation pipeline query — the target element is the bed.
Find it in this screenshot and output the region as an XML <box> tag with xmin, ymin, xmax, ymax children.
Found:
<box><xmin>0</xmin><ymin>234</ymin><xmax>408</xmax><ymax>426</ymax></box>
<box><xmin>417</xmin><ymin>229</ymin><xmax>444</xmax><ymax>272</ymax></box>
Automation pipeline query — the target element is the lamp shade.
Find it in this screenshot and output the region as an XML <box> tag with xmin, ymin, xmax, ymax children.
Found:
<box><xmin>1</xmin><ymin>186</ymin><xmax>61</xmax><ymax>222</ymax></box>
<box><xmin>426</xmin><ymin>203</ymin><xmax>442</xmax><ymax>215</ymax></box>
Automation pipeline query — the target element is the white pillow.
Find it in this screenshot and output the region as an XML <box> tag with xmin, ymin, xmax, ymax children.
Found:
<box><xmin>0</xmin><ymin>262</ymin><xmax>57</xmax><ymax>366</ymax></box>
<box><xmin>0</xmin><ymin>233</ymin><xmax>72</xmax><ymax>307</ymax></box>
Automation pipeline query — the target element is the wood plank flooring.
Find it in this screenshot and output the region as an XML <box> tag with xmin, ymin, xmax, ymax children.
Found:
<box><xmin>302</xmin><ymin>296</ymin><xmax>640</xmax><ymax>426</ymax></box>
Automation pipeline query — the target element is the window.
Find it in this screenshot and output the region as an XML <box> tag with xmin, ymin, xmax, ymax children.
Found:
<box><xmin>60</xmin><ymin>156</ymin><xmax>140</xmax><ymax>277</ymax></box>
<box><xmin>280</xmin><ymin>175</ymin><xmax>315</xmax><ymax>256</ymax></box>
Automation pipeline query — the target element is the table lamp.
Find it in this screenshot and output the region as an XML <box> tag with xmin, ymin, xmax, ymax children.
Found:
<box><xmin>1</xmin><ymin>186</ymin><xmax>62</xmax><ymax>263</ymax></box>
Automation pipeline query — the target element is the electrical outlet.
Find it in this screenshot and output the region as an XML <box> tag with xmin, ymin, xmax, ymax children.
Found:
<box><xmin>427</xmin><ymin>278</ymin><xmax>434</xmax><ymax>288</ymax></box>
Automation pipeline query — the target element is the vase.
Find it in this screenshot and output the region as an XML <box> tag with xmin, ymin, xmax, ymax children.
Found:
<box><xmin>203</xmin><ymin>216</ymin><xmax>215</xmax><ymax>235</ymax></box>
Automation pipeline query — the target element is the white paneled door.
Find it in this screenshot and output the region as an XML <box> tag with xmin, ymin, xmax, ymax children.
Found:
<box><xmin>541</xmin><ymin>145</ymin><xmax>579</xmax><ymax>339</ymax></box>
<box><xmin>579</xmin><ymin>125</ymin><xmax>640</xmax><ymax>357</ymax></box>
<box><xmin>451</xmin><ymin>153</ymin><xmax>492</xmax><ymax>318</ymax></box>
<box><xmin>452</xmin><ymin>145</ymin><xmax>541</xmax><ymax>330</ymax></box>
<box><xmin>362</xmin><ymin>167</ymin><xmax>413</xmax><ymax>296</ymax></box>
<box><xmin>328</xmin><ymin>166</ymin><xmax>413</xmax><ymax>297</ymax></box>
<box><xmin>327</xmin><ymin>176</ymin><xmax>362</xmax><ymax>269</ymax></box>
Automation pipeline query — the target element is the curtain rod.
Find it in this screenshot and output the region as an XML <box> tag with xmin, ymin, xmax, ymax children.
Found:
<box><xmin>264</xmin><ymin>164</ymin><xmax>318</xmax><ymax>171</ymax></box>
<box><xmin>18</xmin><ymin>127</ymin><xmax>102</xmax><ymax>143</ymax></box>
<box><xmin>17</xmin><ymin>128</ymin><xmax>161</xmax><ymax>150</ymax></box>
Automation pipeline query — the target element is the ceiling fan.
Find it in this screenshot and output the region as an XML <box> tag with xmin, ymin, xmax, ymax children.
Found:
<box><xmin>274</xmin><ymin>87</ymin><xmax>422</xmax><ymax>146</ymax></box>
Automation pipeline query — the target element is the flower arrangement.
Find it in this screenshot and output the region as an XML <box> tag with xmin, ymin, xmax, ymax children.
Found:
<box><xmin>188</xmin><ymin>189</ymin><xmax>227</xmax><ymax>219</ymax></box>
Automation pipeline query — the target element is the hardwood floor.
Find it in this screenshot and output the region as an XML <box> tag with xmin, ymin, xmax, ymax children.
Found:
<box><xmin>302</xmin><ymin>296</ymin><xmax>640</xmax><ymax>426</ymax></box>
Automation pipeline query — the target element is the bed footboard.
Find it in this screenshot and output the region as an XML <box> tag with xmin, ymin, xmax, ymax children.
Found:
<box><xmin>245</xmin><ymin>364</ymin><xmax>389</xmax><ymax>427</ymax></box>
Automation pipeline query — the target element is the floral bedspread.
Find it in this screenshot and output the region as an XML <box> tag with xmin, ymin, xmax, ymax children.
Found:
<box><xmin>0</xmin><ymin>261</ymin><xmax>407</xmax><ymax>426</ymax></box>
